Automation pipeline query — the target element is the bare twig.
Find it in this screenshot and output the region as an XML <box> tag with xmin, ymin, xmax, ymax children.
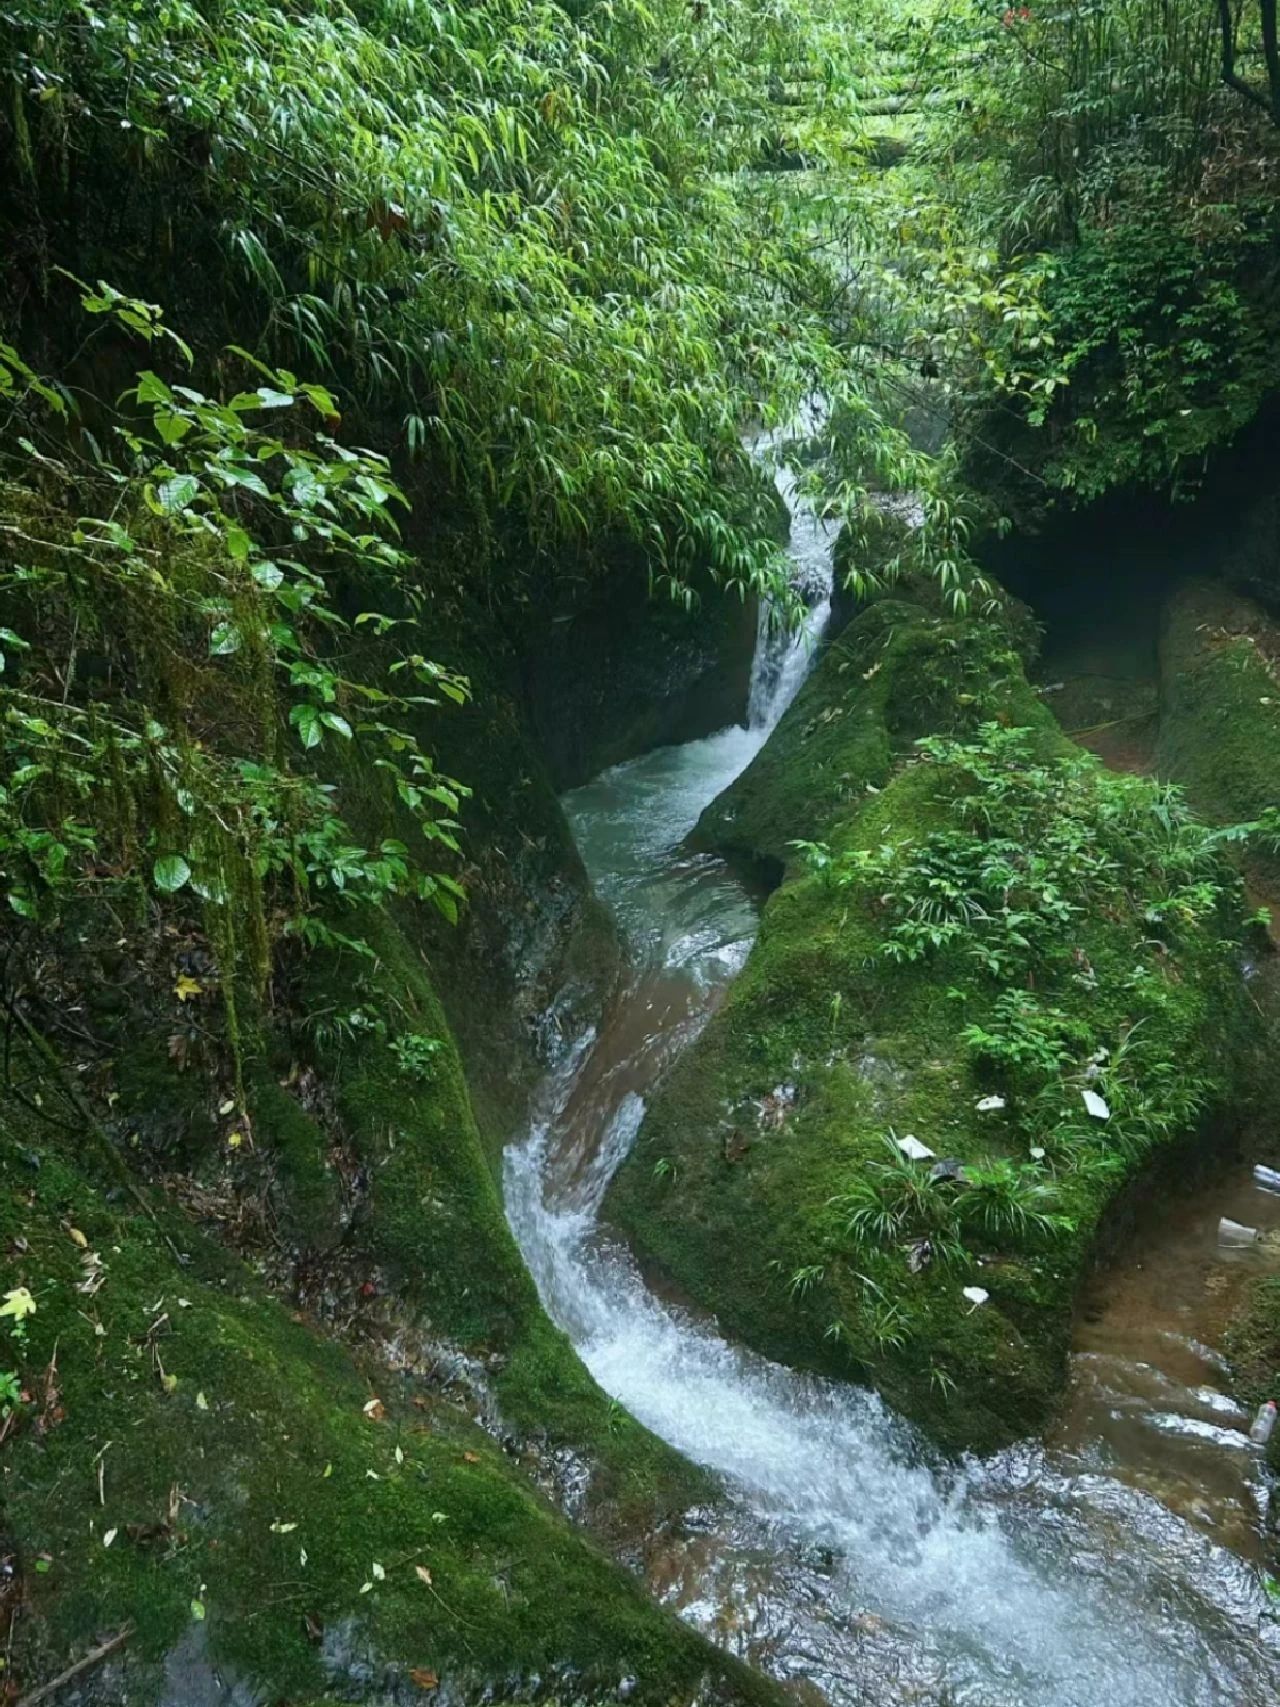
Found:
<box><xmin>16</xmin><ymin>1622</ymin><xmax>135</xmax><ymax>1707</ymax></box>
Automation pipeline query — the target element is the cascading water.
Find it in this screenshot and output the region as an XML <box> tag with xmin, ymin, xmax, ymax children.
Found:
<box><xmin>503</xmin><ymin>434</ymin><xmax>1280</xmax><ymax>1705</ymax></box>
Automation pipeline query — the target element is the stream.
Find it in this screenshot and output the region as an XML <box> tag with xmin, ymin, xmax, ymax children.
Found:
<box><xmin>502</xmin><ymin>458</ymin><xmax>1280</xmax><ymax>1705</ymax></box>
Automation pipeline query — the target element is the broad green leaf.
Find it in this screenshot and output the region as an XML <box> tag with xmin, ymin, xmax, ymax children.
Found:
<box><xmin>153</xmin><ymin>854</ymin><xmax>192</xmax><ymax>893</ymax></box>
<box><xmin>158</xmin><ymin>473</ymin><xmax>200</xmax><ymax>514</ymax></box>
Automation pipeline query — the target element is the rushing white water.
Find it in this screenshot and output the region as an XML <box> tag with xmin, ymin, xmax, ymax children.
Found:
<box><xmin>502</xmin><ymin>442</ymin><xmax>1280</xmax><ymax>1705</ymax></box>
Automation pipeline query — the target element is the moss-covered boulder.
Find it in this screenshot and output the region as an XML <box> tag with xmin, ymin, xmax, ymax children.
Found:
<box><xmin>695</xmin><ymin>588</ymin><xmax>1042</xmax><ymax>881</ymax></box>
<box><xmin>1157</xmin><ymin>577</ymin><xmax>1280</xmax><ymax>891</ymax></box>
<box><xmin>607</xmin><ymin>594</ymin><xmax>1253</xmax><ymax>1455</ymax></box>
<box><xmin>0</xmin><ymin>1067</ymin><xmax>777</xmax><ymax>1707</ymax></box>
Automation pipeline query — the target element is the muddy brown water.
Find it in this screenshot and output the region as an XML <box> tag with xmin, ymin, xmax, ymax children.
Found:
<box><xmin>1053</xmin><ymin>1167</ymin><xmax>1280</xmax><ymax>1561</ymax></box>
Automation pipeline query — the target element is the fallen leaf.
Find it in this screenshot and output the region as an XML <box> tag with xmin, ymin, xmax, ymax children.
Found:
<box><xmin>410</xmin><ymin>1670</ymin><xmax>440</xmax><ymax>1692</ymax></box>
<box><xmin>269</xmin><ymin>1521</ymin><xmax>298</xmax><ymax>1534</ymax></box>
<box><xmin>462</xmin><ymin>1452</ymin><xmax>479</xmax><ymax>1465</ymax></box>
<box><xmin>975</xmin><ymin>1095</ymin><xmax>1006</xmax><ymax>1113</ymax></box>
<box><xmin>218</xmin><ymin>1099</ymin><xmax>236</xmax><ymax>1116</ymax></box>
<box><xmin>414</xmin><ymin>1565</ymin><xmax>433</xmax><ymax>1587</ymax></box>
<box><xmin>67</xmin><ymin>1226</ymin><xmax>89</xmax><ymax>1249</ymax></box>
<box><xmin>371</xmin><ymin>1561</ymin><xmax>385</xmax><ymax>1581</ymax></box>
<box><xmin>102</xmin><ymin>1528</ymin><xmax>118</xmax><ymax>1548</ymax></box>
<box><xmin>195</xmin><ymin>1391</ymin><xmax>209</xmax><ymax>1411</ymax></box>
<box><xmin>174</xmin><ymin>975</ymin><xmax>203</xmax><ymax>1003</ymax></box>
<box><xmin>394</xmin><ymin>1444</ymin><xmax>404</xmax><ymax>1465</ymax></box>
<box><xmin>362</xmin><ymin>1397</ymin><xmax>386</xmax><ymax>1421</ymax></box>
<box><xmin>0</xmin><ymin>1287</ymin><xmax>36</xmax><ymax>1322</ymax></box>
<box><xmin>226</xmin><ymin>1131</ymin><xmax>244</xmax><ymax>1150</ymax></box>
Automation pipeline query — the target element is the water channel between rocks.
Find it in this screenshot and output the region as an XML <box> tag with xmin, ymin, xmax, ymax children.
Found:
<box><xmin>503</xmin><ymin>456</ymin><xmax>1280</xmax><ymax>1706</ymax></box>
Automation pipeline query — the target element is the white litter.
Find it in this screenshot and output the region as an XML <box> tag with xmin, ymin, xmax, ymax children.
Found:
<box><xmin>1082</xmin><ymin>1089</ymin><xmax>1111</xmax><ymax>1120</ymax></box>
<box><xmin>976</xmin><ymin>1095</ymin><xmax>1006</xmax><ymax>1113</ymax></box>
<box><xmin>896</xmin><ymin>1134</ymin><xmax>935</xmax><ymax>1162</ymax></box>
<box><xmin>1218</xmin><ymin>1217</ymin><xmax>1260</xmax><ymax>1249</ymax></box>
<box><xmin>962</xmin><ymin>1286</ymin><xmax>989</xmax><ymax>1309</ymax></box>
<box><xmin>1029</xmin><ymin>1146</ymin><xmax>1046</xmax><ymax>1161</ymax></box>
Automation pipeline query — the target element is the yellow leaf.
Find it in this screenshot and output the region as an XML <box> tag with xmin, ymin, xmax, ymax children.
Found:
<box><xmin>226</xmin><ymin>1132</ymin><xmax>244</xmax><ymax>1150</ymax></box>
<box><xmin>414</xmin><ymin>1565</ymin><xmax>433</xmax><ymax>1587</ymax></box>
<box><xmin>173</xmin><ymin>975</ymin><xmax>203</xmax><ymax>1003</ymax></box>
<box><xmin>0</xmin><ymin>1288</ymin><xmax>36</xmax><ymax>1322</ymax></box>
<box><xmin>67</xmin><ymin>1227</ymin><xmax>89</xmax><ymax>1249</ymax></box>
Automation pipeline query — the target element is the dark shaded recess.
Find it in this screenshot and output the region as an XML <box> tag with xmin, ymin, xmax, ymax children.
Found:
<box><xmin>976</xmin><ymin>393</ymin><xmax>1280</xmax><ymax>680</ymax></box>
<box><xmin>522</xmin><ymin>549</ymin><xmax>758</xmax><ymax>791</ymax></box>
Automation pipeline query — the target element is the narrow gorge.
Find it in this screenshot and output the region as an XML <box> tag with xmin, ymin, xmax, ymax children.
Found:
<box><xmin>2</xmin><ymin>3</ymin><xmax>1280</xmax><ymax>1705</ymax></box>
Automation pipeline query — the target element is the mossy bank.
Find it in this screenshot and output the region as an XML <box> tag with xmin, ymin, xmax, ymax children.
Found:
<box><xmin>0</xmin><ymin>1048</ymin><xmax>778</xmax><ymax>1706</ymax></box>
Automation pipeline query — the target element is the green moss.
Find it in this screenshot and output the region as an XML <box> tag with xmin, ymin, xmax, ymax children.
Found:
<box><xmin>249</xmin><ymin>1074</ymin><xmax>344</xmax><ymax>1252</ymax></box>
<box><xmin>695</xmin><ymin>591</ymin><xmax>1046</xmax><ymax>879</ymax></box>
<box><xmin>608</xmin><ymin>599</ymin><xmax>1252</xmax><ymax>1455</ymax></box>
<box><xmin>290</xmin><ymin>903</ymin><xmax>709</xmax><ymax>1524</ymax></box>
<box><xmin>0</xmin><ymin>1071</ymin><xmax>776</xmax><ymax>1706</ymax></box>
<box><xmin>1157</xmin><ymin>578</ymin><xmax>1280</xmax><ymax>891</ymax></box>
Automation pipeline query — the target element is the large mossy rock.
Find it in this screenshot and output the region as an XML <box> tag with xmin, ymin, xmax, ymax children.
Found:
<box><xmin>607</xmin><ymin>594</ymin><xmax>1253</xmax><ymax>1455</ymax></box>
<box><xmin>695</xmin><ymin>582</ymin><xmax>1042</xmax><ymax>879</ymax></box>
<box><xmin>0</xmin><ymin>1063</ymin><xmax>776</xmax><ymax>1707</ymax></box>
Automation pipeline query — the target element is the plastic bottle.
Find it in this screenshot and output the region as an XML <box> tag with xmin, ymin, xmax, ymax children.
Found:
<box><xmin>1250</xmin><ymin>1400</ymin><xmax>1277</xmax><ymax>1446</ymax></box>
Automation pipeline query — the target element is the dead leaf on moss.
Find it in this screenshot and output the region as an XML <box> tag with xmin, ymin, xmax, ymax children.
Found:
<box><xmin>409</xmin><ymin>1670</ymin><xmax>439</xmax><ymax>1692</ymax></box>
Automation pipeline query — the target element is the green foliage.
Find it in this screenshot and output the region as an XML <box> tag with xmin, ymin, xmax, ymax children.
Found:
<box><xmin>389</xmin><ymin>1031</ymin><xmax>444</xmax><ymax>1081</ymax></box>
<box><xmin>805</xmin><ymin>724</ymin><xmax>1244</xmax><ymax>986</ymax></box>
<box><xmin>0</xmin><ymin>286</ymin><xmax>468</xmax><ymax>972</ymax></box>
<box><xmin>801</xmin><ymin>724</ymin><xmax>1249</xmax><ymax>1188</ymax></box>
<box><xmin>0</xmin><ymin>0</ymin><xmax>879</xmax><ymax>603</ymax></box>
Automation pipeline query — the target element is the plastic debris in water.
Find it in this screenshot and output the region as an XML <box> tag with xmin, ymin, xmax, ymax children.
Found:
<box><xmin>1250</xmin><ymin>1400</ymin><xmax>1277</xmax><ymax>1446</ymax></box>
<box><xmin>1081</xmin><ymin>1089</ymin><xmax>1111</xmax><ymax>1120</ymax></box>
<box><xmin>1253</xmin><ymin>1164</ymin><xmax>1280</xmax><ymax>1196</ymax></box>
<box><xmin>976</xmin><ymin>1095</ymin><xmax>1005</xmax><ymax>1113</ymax></box>
<box><xmin>896</xmin><ymin>1134</ymin><xmax>935</xmax><ymax>1162</ymax></box>
<box><xmin>962</xmin><ymin>1286</ymin><xmax>989</xmax><ymax>1309</ymax></box>
<box><xmin>1218</xmin><ymin>1217</ymin><xmax>1260</xmax><ymax>1249</ymax></box>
